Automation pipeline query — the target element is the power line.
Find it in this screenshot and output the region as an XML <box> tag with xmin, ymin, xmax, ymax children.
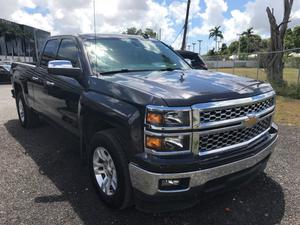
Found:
<box><xmin>171</xmin><ymin>25</ymin><xmax>184</xmax><ymax>46</ymax></box>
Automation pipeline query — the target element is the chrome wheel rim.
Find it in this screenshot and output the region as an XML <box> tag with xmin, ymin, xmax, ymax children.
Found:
<box><xmin>93</xmin><ymin>147</ymin><xmax>118</xmax><ymax>196</ymax></box>
<box><xmin>18</xmin><ymin>98</ymin><xmax>25</xmax><ymax>123</ymax></box>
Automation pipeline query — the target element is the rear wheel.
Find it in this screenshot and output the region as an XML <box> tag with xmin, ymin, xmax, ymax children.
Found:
<box><xmin>16</xmin><ymin>91</ymin><xmax>40</xmax><ymax>128</ymax></box>
<box><xmin>89</xmin><ymin>130</ymin><xmax>132</xmax><ymax>209</ymax></box>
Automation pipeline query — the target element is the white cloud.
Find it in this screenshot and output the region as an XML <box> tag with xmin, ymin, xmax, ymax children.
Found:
<box><xmin>222</xmin><ymin>0</ymin><xmax>300</xmax><ymax>43</ymax></box>
<box><xmin>222</xmin><ymin>10</ymin><xmax>251</xmax><ymax>42</ymax></box>
<box><xmin>10</xmin><ymin>10</ymin><xmax>54</xmax><ymax>33</ymax></box>
<box><xmin>168</xmin><ymin>0</ymin><xmax>201</xmax><ymax>25</ymax></box>
<box><xmin>190</xmin><ymin>0</ymin><xmax>227</xmax><ymax>38</ymax></box>
<box><xmin>0</xmin><ymin>0</ymin><xmax>203</xmax><ymax>46</ymax></box>
<box><xmin>1</xmin><ymin>0</ymin><xmax>300</xmax><ymax>49</ymax></box>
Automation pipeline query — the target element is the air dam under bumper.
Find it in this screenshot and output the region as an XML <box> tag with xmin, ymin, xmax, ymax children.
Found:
<box><xmin>129</xmin><ymin>136</ymin><xmax>277</xmax><ymax>196</ymax></box>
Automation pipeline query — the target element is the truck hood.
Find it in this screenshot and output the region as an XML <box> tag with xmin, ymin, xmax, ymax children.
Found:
<box><xmin>93</xmin><ymin>69</ymin><xmax>273</xmax><ymax>106</ymax></box>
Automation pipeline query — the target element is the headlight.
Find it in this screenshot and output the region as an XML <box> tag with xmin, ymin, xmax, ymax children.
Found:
<box><xmin>145</xmin><ymin>133</ymin><xmax>191</xmax><ymax>155</ymax></box>
<box><xmin>145</xmin><ymin>105</ymin><xmax>191</xmax><ymax>130</ymax></box>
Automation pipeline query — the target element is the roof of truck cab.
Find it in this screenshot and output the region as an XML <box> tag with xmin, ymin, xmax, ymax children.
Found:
<box><xmin>79</xmin><ymin>33</ymin><xmax>157</xmax><ymax>40</ymax></box>
<box><xmin>48</xmin><ymin>33</ymin><xmax>157</xmax><ymax>41</ymax></box>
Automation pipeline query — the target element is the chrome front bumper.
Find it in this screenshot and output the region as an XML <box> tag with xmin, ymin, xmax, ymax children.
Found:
<box><xmin>129</xmin><ymin>136</ymin><xmax>278</xmax><ymax>196</ymax></box>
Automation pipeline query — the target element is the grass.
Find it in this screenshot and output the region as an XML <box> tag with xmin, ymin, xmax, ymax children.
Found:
<box><xmin>274</xmin><ymin>96</ymin><xmax>300</xmax><ymax>127</ymax></box>
<box><xmin>216</xmin><ymin>67</ymin><xmax>299</xmax><ymax>85</ymax></box>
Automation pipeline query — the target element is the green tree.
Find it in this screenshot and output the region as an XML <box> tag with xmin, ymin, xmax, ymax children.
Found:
<box><xmin>241</xmin><ymin>27</ymin><xmax>258</xmax><ymax>53</ymax></box>
<box><xmin>248</xmin><ymin>35</ymin><xmax>262</xmax><ymax>53</ymax></box>
<box><xmin>206</xmin><ymin>48</ymin><xmax>216</xmax><ymax>56</ymax></box>
<box><xmin>241</xmin><ymin>27</ymin><xmax>254</xmax><ymax>38</ymax></box>
<box><xmin>293</xmin><ymin>26</ymin><xmax>300</xmax><ymax>48</ymax></box>
<box><xmin>209</xmin><ymin>26</ymin><xmax>223</xmax><ymax>51</ymax></box>
<box><xmin>260</xmin><ymin>38</ymin><xmax>270</xmax><ymax>51</ymax></box>
<box><xmin>284</xmin><ymin>28</ymin><xmax>295</xmax><ymax>49</ymax></box>
<box><xmin>123</xmin><ymin>27</ymin><xmax>157</xmax><ymax>38</ymax></box>
<box><xmin>143</xmin><ymin>28</ymin><xmax>157</xmax><ymax>38</ymax></box>
<box><xmin>219</xmin><ymin>43</ymin><xmax>228</xmax><ymax>55</ymax></box>
<box><xmin>228</xmin><ymin>41</ymin><xmax>239</xmax><ymax>54</ymax></box>
<box><xmin>123</xmin><ymin>27</ymin><xmax>143</xmax><ymax>35</ymax></box>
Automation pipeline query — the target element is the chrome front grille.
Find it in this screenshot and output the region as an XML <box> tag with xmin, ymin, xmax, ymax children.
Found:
<box><xmin>200</xmin><ymin>97</ymin><xmax>274</xmax><ymax>124</ymax></box>
<box><xmin>199</xmin><ymin>117</ymin><xmax>272</xmax><ymax>154</ymax></box>
<box><xmin>192</xmin><ymin>91</ymin><xmax>276</xmax><ymax>156</ymax></box>
<box><xmin>144</xmin><ymin>91</ymin><xmax>276</xmax><ymax>157</ymax></box>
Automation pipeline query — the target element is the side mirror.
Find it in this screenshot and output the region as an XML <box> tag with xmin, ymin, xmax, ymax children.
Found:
<box><xmin>47</xmin><ymin>60</ymin><xmax>82</xmax><ymax>79</ymax></box>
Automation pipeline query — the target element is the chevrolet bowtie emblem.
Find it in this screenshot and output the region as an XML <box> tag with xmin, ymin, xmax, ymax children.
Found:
<box><xmin>244</xmin><ymin>115</ymin><xmax>258</xmax><ymax>128</ymax></box>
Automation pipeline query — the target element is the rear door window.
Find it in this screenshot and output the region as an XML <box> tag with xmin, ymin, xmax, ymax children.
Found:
<box><xmin>40</xmin><ymin>39</ymin><xmax>59</xmax><ymax>67</ymax></box>
<box><xmin>57</xmin><ymin>39</ymin><xmax>80</xmax><ymax>68</ymax></box>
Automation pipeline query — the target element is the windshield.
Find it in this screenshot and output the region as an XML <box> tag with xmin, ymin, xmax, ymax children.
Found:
<box><xmin>84</xmin><ymin>37</ymin><xmax>190</xmax><ymax>74</ymax></box>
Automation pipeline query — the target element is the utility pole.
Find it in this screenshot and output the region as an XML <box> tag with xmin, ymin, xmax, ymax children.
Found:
<box><xmin>198</xmin><ymin>40</ymin><xmax>202</xmax><ymax>55</ymax></box>
<box><xmin>181</xmin><ymin>0</ymin><xmax>191</xmax><ymax>50</ymax></box>
<box><xmin>192</xmin><ymin>43</ymin><xmax>196</xmax><ymax>52</ymax></box>
<box><xmin>237</xmin><ymin>33</ymin><xmax>241</xmax><ymax>58</ymax></box>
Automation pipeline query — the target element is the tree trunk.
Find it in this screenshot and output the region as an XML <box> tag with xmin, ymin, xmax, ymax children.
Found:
<box><xmin>215</xmin><ymin>37</ymin><xmax>217</xmax><ymax>52</ymax></box>
<box><xmin>265</xmin><ymin>0</ymin><xmax>293</xmax><ymax>84</ymax></box>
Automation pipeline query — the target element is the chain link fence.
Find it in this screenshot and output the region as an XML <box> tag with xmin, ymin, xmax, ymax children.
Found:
<box><xmin>202</xmin><ymin>48</ymin><xmax>300</xmax><ymax>98</ymax></box>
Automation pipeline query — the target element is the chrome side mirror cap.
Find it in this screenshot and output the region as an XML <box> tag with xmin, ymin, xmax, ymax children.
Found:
<box><xmin>47</xmin><ymin>60</ymin><xmax>82</xmax><ymax>79</ymax></box>
<box><xmin>48</xmin><ymin>60</ymin><xmax>74</xmax><ymax>69</ymax></box>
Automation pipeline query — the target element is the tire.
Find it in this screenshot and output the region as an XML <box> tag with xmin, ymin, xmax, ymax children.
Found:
<box><xmin>89</xmin><ymin>129</ymin><xmax>132</xmax><ymax>209</ymax></box>
<box><xmin>16</xmin><ymin>91</ymin><xmax>40</xmax><ymax>128</ymax></box>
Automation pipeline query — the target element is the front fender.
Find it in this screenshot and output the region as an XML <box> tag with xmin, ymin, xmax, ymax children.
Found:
<box><xmin>79</xmin><ymin>91</ymin><xmax>144</xmax><ymax>161</ymax></box>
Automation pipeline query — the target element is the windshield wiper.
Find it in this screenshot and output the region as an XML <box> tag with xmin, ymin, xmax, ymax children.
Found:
<box><xmin>158</xmin><ymin>67</ymin><xmax>181</xmax><ymax>71</ymax></box>
<box><xmin>100</xmin><ymin>67</ymin><xmax>182</xmax><ymax>75</ymax></box>
<box><xmin>101</xmin><ymin>69</ymin><xmax>152</xmax><ymax>75</ymax></box>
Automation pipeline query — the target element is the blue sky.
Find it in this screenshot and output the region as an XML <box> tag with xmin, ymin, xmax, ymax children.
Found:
<box><xmin>2</xmin><ymin>0</ymin><xmax>300</xmax><ymax>54</ymax></box>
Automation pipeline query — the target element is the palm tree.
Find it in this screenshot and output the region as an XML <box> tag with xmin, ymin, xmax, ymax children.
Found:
<box><xmin>241</xmin><ymin>27</ymin><xmax>254</xmax><ymax>53</ymax></box>
<box><xmin>241</xmin><ymin>27</ymin><xmax>254</xmax><ymax>38</ymax></box>
<box><xmin>209</xmin><ymin>26</ymin><xmax>223</xmax><ymax>52</ymax></box>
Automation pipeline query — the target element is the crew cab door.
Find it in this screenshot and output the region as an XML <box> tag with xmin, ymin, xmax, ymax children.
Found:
<box><xmin>42</xmin><ymin>38</ymin><xmax>83</xmax><ymax>136</ymax></box>
<box><xmin>33</xmin><ymin>38</ymin><xmax>60</xmax><ymax>117</ymax></box>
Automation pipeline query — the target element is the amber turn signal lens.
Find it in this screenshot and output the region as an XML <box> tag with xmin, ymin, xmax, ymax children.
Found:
<box><xmin>146</xmin><ymin>136</ymin><xmax>162</xmax><ymax>150</ymax></box>
<box><xmin>146</xmin><ymin>112</ymin><xmax>163</xmax><ymax>124</ymax></box>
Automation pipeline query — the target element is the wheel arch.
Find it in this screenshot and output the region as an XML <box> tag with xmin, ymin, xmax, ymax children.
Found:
<box><xmin>78</xmin><ymin>92</ymin><xmax>144</xmax><ymax>162</ymax></box>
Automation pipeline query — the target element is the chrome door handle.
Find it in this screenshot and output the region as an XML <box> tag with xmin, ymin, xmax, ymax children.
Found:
<box><xmin>32</xmin><ymin>76</ymin><xmax>39</xmax><ymax>81</ymax></box>
<box><xmin>45</xmin><ymin>81</ymin><xmax>55</xmax><ymax>86</ymax></box>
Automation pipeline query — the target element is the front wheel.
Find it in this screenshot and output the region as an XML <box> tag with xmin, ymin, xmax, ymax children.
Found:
<box><xmin>89</xmin><ymin>130</ymin><xmax>132</xmax><ymax>209</ymax></box>
<box><xmin>16</xmin><ymin>91</ymin><xmax>40</xmax><ymax>128</ymax></box>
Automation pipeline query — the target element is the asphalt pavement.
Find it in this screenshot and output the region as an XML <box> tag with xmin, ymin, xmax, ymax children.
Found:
<box><xmin>0</xmin><ymin>84</ymin><xmax>299</xmax><ymax>225</ymax></box>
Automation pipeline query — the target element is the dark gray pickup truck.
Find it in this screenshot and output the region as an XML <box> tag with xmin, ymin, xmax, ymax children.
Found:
<box><xmin>11</xmin><ymin>34</ymin><xmax>278</xmax><ymax>212</ymax></box>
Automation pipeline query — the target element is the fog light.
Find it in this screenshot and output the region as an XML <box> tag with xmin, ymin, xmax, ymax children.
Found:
<box><xmin>159</xmin><ymin>178</ymin><xmax>190</xmax><ymax>191</ymax></box>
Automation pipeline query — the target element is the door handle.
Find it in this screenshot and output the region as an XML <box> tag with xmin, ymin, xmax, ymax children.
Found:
<box><xmin>45</xmin><ymin>81</ymin><xmax>55</xmax><ymax>86</ymax></box>
<box><xmin>32</xmin><ymin>76</ymin><xmax>39</xmax><ymax>81</ymax></box>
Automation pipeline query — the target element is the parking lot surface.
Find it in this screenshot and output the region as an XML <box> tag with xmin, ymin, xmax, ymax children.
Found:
<box><xmin>0</xmin><ymin>84</ymin><xmax>299</xmax><ymax>225</ymax></box>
